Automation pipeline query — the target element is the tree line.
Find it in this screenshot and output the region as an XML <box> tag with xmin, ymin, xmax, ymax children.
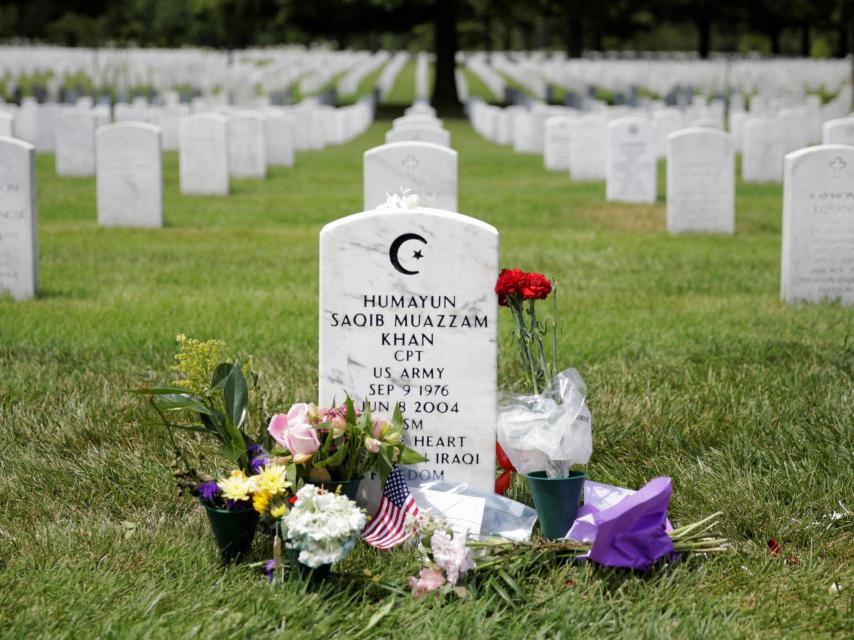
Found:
<box><xmin>2</xmin><ymin>0</ymin><xmax>852</xmax><ymax>60</ymax></box>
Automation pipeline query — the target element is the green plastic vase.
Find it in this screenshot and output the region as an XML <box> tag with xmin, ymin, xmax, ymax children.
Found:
<box><xmin>203</xmin><ymin>505</ymin><xmax>259</xmax><ymax>561</ymax></box>
<box><xmin>287</xmin><ymin>548</ymin><xmax>332</xmax><ymax>582</ymax></box>
<box><xmin>524</xmin><ymin>470</ymin><xmax>587</xmax><ymax>540</ymax></box>
<box><xmin>306</xmin><ymin>476</ymin><xmax>362</xmax><ymax>501</ymax></box>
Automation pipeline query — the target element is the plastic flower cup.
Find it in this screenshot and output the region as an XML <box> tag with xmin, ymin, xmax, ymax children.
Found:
<box><xmin>203</xmin><ymin>504</ymin><xmax>259</xmax><ymax>562</ymax></box>
<box><xmin>306</xmin><ymin>477</ymin><xmax>362</xmax><ymax>502</ymax></box>
<box><xmin>287</xmin><ymin>548</ymin><xmax>332</xmax><ymax>583</ymax></box>
<box><xmin>523</xmin><ymin>470</ymin><xmax>587</xmax><ymax>540</ymax></box>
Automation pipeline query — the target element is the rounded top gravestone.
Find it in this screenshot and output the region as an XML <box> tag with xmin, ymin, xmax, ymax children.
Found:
<box><xmin>96</xmin><ymin>122</ymin><xmax>163</xmax><ymax>228</ymax></box>
<box><xmin>363</xmin><ymin>141</ymin><xmax>458</xmax><ymax>212</ymax></box>
<box><xmin>319</xmin><ymin>206</ymin><xmax>498</xmax><ymax>495</ymax></box>
<box><xmin>666</xmin><ymin>127</ymin><xmax>735</xmax><ymax>235</ymax></box>
<box><xmin>781</xmin><ymin>144</ymin><xmax>854</xmax><ymax>306</ymax></box>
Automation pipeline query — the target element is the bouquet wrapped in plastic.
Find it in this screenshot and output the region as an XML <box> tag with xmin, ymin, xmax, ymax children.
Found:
<box><xmin>496</xmin><ymin>368</ymin><xmax>592</xmax><ymax>479</ymax></box>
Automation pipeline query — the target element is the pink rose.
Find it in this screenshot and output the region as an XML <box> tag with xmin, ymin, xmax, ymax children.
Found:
<box><xmin>268</xmin><ymin>403</ymin><xmax>321</xmax><ymax>462</ymax></box>
<box><xmin>407</xmin><ymin>567</ymin><xmax>445</xmax><ymax>598</ymax></box>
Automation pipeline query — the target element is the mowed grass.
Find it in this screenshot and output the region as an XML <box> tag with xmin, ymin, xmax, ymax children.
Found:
<box><xmin>1</xmin><ymin>119</ymin><xmax>852</xmax><ymax>639</ymax></box>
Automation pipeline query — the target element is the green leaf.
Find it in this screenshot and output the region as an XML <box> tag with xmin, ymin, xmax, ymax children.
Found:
<box><xmin>344</xmin><ymin>396</ymin><xmax>357</xmax><ymax>424</ymax></box>
<box><xmin>129</xmin><ymin>386</ymin><xmax>196</xmax><ymax>396</ymax></box>
<box><xmin>392</xmin><ymin>402</ymin><xmax>405</xmax><ymax>428</ymax></box>
<box><xmin>376</xmin><ymin>446</ymin><xmax>394</xmax><ymax>486</ymax></box>
<box><xmin>170</xmin><ymin>424</ymin><xmax>214</xmax><ymax>433</ymax></box>
<box><xmin>153</xmin><ymin>394</ymin><xmax>213</xmax><ymax>415</ymax></box>
<box><xmin>222</xmin><ymin>361</ymin><xmax>248</xmax><ymax>429</ymax></box>
<box><xmin>286</xmin><ymin>462</ymin><xmax>297</xmax><ymax>488</ymax></box>
<box><xmin>209</xmin><ymin>362</ymin><xmax>234</xmax><ymax>391</ymax></box>
<box><xmin>397</xmin><ymin>446</ymin><xmax>427</xmax><ymax>465</ymax></box>
<box><xmin>220</xmin><ymin>424</ymin><xmax>247</xmax><ymax>466</ymax></box>
<box><xmin>314</xmin><ymin>441</ymin><xmax>347</xmax><ymax>469</ymax></box>
<box><xmin>362</xmin><ymin>599</ymin><xmax>395</xmax><ymax>634</ymax></box>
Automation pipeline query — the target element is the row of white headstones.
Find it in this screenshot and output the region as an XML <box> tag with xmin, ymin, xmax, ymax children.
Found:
<box><xmin>465</xmin><ymin>98</ymin><xmax>854</xmax><ymax>306</ymax></box>
<box><xmin>0</xmin><ymin>99</ymin><xmax>374</xmax><ymax>300</ymax></box>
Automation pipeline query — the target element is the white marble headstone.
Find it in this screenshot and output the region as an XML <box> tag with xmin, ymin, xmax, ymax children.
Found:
<box><xmin>666</xmin><ymin>128</ymin><xmax>735</xmax><ymax>234</ymax></box>
<box><xmin>570</xmin><ymin>115</ymin><xmax>607</xmax><ymax>180</ymax></box>
<box><xmin>319</xmin><ymin>207</ymin><xmax>498</xmax><ymax>490</ymax></box>
<box><xmin>96</xmin><ymin>123</ymin><xmax>163</xmax><ymax>227</ymax></box>
<box><xmin>822</xmin><ymin>118</ymin><xmax>854</xmax><ymax>146</ymax></box>
<box><xmin>781</xmin><ymin>145</ymin><xmax>854</xmax><ymax>305</ymax></box>
<box><xmin>0</xmin><ymin>112</ymin><xmax>14</xmax><ymax>138</ymax></box>
<box><xmin>386</xmin><ymin>125</ymin><xmax>451</xmax><ymax>148</ymax></box>
<box><xmin>363</xmin><ymin>142</ymin><xmax>457</xmax><ymax>211</ymax></box>
<box><xmin>742</xmin><ymin>118</ymin><xmax>785</xmax><ymax>183</ymax></box>
<box><xmin>179</xmin><ymin>113</ymin><xmax>229</xmax><ymax>196</ymax></box>
<box><xmin>264</xmin><ymin>112</ymin><xmax>295</xmax><ymax>167</ymax></box>
<box><xmin>55</xmin><ymin>111</ymin><xmax>97</xmax><ymax>177</ymax></box>
<box><xmin>543</xmin><ymin>116</ymin><xmax>575</xmax><ymax>171</ymax></box>
<box><xmin>652</xmin><ymin>108</ymin><xmax>684</xmax><ymax>159</ymax></box>
<box><xmin>228</xmin><ymin>112</ymin><xmax>266</xmax><ymax>179</ymax></box>
<box><xmin>606</xmin><ymin>117</ymin><xmax>656</xmax><ymax>203</ymax></box>
<box><xmin>0</xmin><ymin>137</ymin><xmax>37</xmax><ymax>300</ymax></box>
<box><xmin>157</xmin><ymin>106</ymin><xmax>189</xmax><ymax>151</ymax></box>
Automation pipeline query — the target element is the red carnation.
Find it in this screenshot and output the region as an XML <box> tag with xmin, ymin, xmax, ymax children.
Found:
<box><xmin>495</xmin><ymin>268</ymin><xmax>525</xmax><ymax>306</ymax></box>
<box><xmin>520</xmin><ymin>272</ymin><xmax>552</xmax><ymax>300</ymax></box>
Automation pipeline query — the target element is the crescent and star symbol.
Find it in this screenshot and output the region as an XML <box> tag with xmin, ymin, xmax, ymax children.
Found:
<box><xmin>388</xmin><ymin>233</ymin><xmax>428</xmax><ymax>275</ymax></box>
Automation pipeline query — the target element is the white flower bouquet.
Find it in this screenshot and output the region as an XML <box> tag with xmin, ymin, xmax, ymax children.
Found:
<box><xmin>281</xmin><ymin>484</ymin><xmax>367</xmax><ymax>569</ymax></box>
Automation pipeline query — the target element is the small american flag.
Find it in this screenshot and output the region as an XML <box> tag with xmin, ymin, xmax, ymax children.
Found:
<box><xmin>362</xmin><ymin>466</ymin><xmax>419</xmax><ymax>549</ymax></box>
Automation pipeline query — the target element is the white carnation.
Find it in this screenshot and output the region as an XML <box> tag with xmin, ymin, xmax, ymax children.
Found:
<box><xmin>282</xmin><ymin>484</ymin><xmax>367</xmax><ymax>568</ymax></box>
<box><xmin>378</xmin><ymin>188</ymin><xmax>420</xmax><ymax>210</ymax></box>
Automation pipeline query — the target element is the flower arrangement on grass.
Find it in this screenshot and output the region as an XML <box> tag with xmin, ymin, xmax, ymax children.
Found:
<box><xmin>282</xmin><ymin>484</ymin><xmax>367</xmax><ymax>568</ymax></box>
<box><xmin>193</xmin><ymin>464</ymin><xmax>293</xmax><ymax>519</ymax></box>
<box><xmin>266</xmin><ymin>398</ymin><xmax>426</xmax><ymax>487</ymax></box>
<box><xmin>407</xmin><ymin>515</ymin><xmax>475</xmax><ymax>598</ymax></box>
<box><xmin>494</xmin><ymin>268</ymin><xmax>593</xmax><ymax>481</ymax></box>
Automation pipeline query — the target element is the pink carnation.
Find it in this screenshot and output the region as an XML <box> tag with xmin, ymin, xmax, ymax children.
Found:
<box><xmin>407</xmin><ymin>567</ymin><xmax>445</xmax><ymax>598</ymax></box>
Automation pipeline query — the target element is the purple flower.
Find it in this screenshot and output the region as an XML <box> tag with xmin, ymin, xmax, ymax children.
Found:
<box><xmin>265</xmin><ymin>559</ymin><xmax>276</xmax><ymax>582</ymax></box>
<box><xmin>197</xmin><ymin>481</ymin><xmax>220</xmax><ymax>502</ymax></box>
<box><xmin>225</xmin><ymin>499</ymin><xmax>251</xmax><ymax>511</ymax></box>
<box><xmin>248</xmin><ymin>445</ymin><xmax>270</xmax><ymax>474</ymax></box>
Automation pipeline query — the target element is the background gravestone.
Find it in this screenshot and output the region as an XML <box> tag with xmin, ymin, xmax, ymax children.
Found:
<box><xmin>543</xmin><ymin>116</ymin><xmax>575</xmax><ymax>171</ymax></box>
<box><xmin>742</xmin><ymin>118</ymin><xmax>785</xmax><ymax>184</ymax></box>
<box><xmin>264</xmin><ymin>111</ymin><xmax>296</xmax><ymax>168</ymax></box>
<box><xmin>386</xmin><ymin>125</ymin><xmax>451</xmax><ymax>147</ymax></box>
<box><xmin>606</xmin><ymin>116</ymin><xmax>656</xmax><ymax>203</ymax></box>
<box><xmin>363</xmin><ymin>141</ymin><xmax>458</xmax><ymax>211</ymax></box>
<box><xmin>781</xmin><ymin>145</ymin><xmax>854</xmax><ymax>305</ymax></box>
<box><xmin>822</xmin><ymin>118</ymin><xmax>854</xmax><ymax>146</ymax></box>
<box><xmin>228</xmin><ymin>112</ymin><xmax>266</xmax><ymax>179</ymax></box>
<box><xmin>0</xmin><ymin>112</ymin><xmax>14</xmax><ymax>138</ymax></box>
<box><xmin>179</xmin><ymin>113</ymin><xmax>229</xmax><ymax>196</ymax></box>
<box><xmin>96</xmin><ymin>123</ymin><xmax>163</xmax><ymax>228</ymax></box>
<box><xmin>319</xmin><ymin>206</ymin><xmax>498</xmax><ymax>491</ymax></box>
<box><xmin>666</xmin><ymin>128</ymin><xmax>735</xmax><ymax>234</ymax></box>
<box><xmin>55</xmin><ymin>111</ymin><xmax>97</xmax><ymax>177</ymax></box>
<box><xmin>570</xmin><ymin>116</ymin><xmax>607</xmax><ymax>180</ymax></box>
<box><xmin>0</xmin><ymin>137</ymin><xmax>37</xmax><ymax>300</ymax></box>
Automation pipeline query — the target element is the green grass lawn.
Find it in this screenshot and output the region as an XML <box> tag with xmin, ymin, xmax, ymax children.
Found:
<box><xmin>1</xmin><ymin>119</ymin><xmax>851</xmax><ymax>638</ymax></box>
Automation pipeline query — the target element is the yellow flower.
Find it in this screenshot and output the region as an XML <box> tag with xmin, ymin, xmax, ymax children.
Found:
<box><xmin>270</xmin><ymin>503</ymin><xmax>287</xmax><ymax>519</ymax></box>
<box><xmin>253</xmin><ymin>490</ymin><xmax>272</xmax><ymax>514</ymax></box>
<box><xmin>217</xmin><ymin>470</ymin><xmax>252</xmax><ymax>502</ymax></box>
<box><xmin>253</xmin><ymin>464</ymin><xmax>290</xmax><ymax>496</ymax></box>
